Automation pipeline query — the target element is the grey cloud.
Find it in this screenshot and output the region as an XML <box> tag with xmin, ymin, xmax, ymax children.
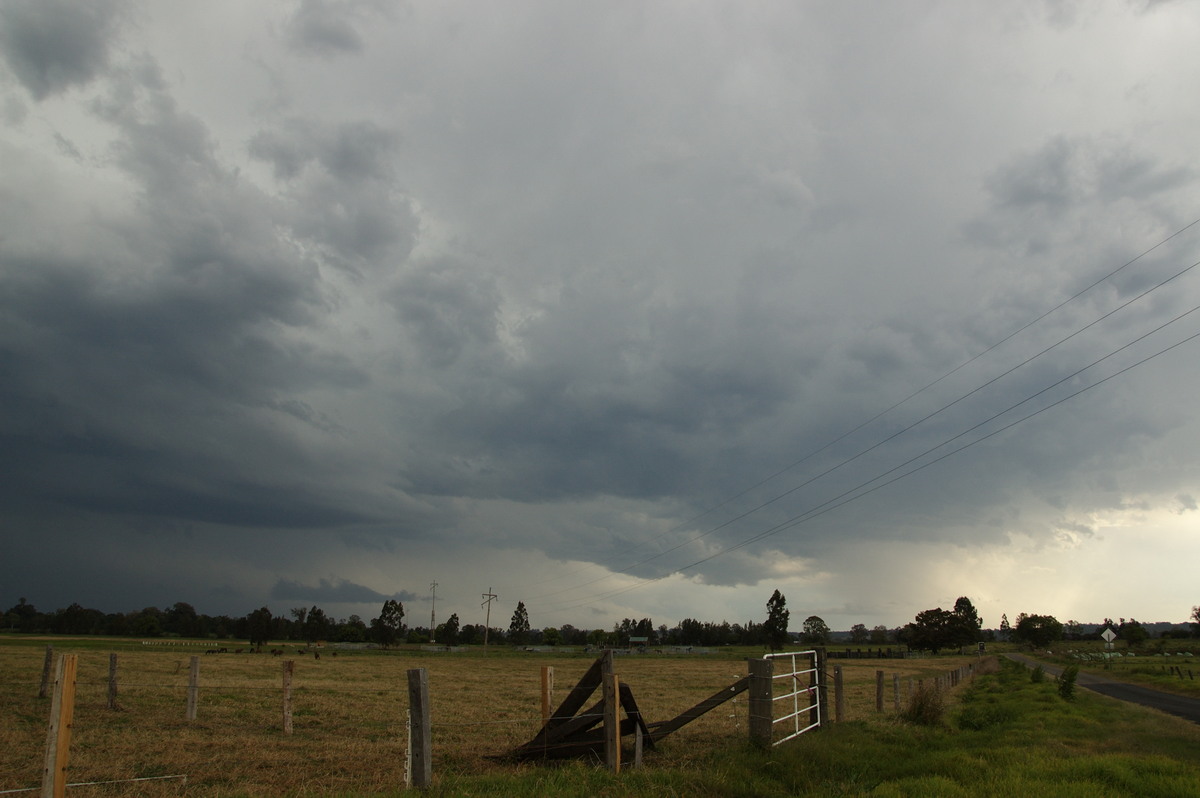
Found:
<box><xmin>284</xmin><ymin>0</ymin><xmax>392</xmax><ymax>57</ymax></box>
<box><xmin>249</xmin><ymin>120</ymin><xmax>399</xmax><ymax>183</ymax></box>
<box><xmin>248</xmin><ymin>120</ymin><xmax>416</xmax><ymax>268</ymax></box>
<box><xmin>985</xmin><ymin>136</ymin><xmax>1191</xmax><ymax>212</ymax></box>
<box><xmin>271</xmin><ymin>578</ymin><xmax>418</xmax><ymax>605</ymax></box>
<box><xmin>0</xmin><ymin>0</ymin><xmax>127</xmax><ymax>99</ymax></box>
<box><xmin>391</xmin><ymin>259</ymin><xmax>501</xmax><ymax>367</ymax></box>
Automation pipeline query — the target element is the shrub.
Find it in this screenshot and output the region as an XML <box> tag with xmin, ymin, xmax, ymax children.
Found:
<box><xmin>1030</xmin><ymin>665</ymin><xmax>1045</xmax><ymax>683</ymax></box>
<box><xmin>900</xmin><ymin>683</ymin><xmax>945</xmax><ymax>726</ymax></box>
<box><xmin>1058</xmin><ymin>664</ymin><xmax>1079</xmax><ymax>701</ymax></box>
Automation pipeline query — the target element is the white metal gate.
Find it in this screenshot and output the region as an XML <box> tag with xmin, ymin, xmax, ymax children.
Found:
<box><xmin>762</xmin><ymin>650</ymin><xmax>822</xmax><ymax>745</ymax></box>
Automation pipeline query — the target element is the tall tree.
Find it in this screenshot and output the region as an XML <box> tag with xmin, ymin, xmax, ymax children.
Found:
<box><xmin>303</xmin><ymin>605</ymin><xmax>332</xmax><ymax>643</ymax></box>
<box><xmin>371</xmin><ymin>599</ymin><xmax>405</xmax><ymax>648</ymax></box>
<box><xmin>437</xmin><ymin>613</ymin><xmax>460</xmax><ymax>645</ymax></box>
<box><xmin>247</xmin><ymin>606</ymin><xmax>273</xmax><ymax>647</ymax></box>
<box><xmin>1191</xmin><ymin>605</ymin><xmax>1200</xmax><ymax>638</ymax></box>
<box><xmin>801</xmin><ymin>615</ymin><xmax>830</xmax><ymax>646</ymax></box>
<box><xmin>763</xmin><ymin>590</ymin><xmax>790</xmax><ymax>652</ymax></box>
<box><xmin>849</xmin><ymin>623</ymin><xmax>869</xmax><ymax>644</ymax></box>
<box><xmin>509</xmin><ymin>601</ymin><xmax>531</xmax><ymax>645</ymax></box>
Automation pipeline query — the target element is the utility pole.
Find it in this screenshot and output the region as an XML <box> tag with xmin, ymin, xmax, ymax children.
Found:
<box><xmin>429</xmin><ymin>582</ymin><xmax>438</xmax><ymax>643</ymax></box>
<box><xmin>481</xmin><ymin>588</ymin><xmax>498</xmax><ymax>649</ymax></box>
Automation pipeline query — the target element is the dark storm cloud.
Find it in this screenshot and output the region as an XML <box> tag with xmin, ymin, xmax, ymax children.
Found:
<box><xmin>271</xmin><ymin>578</ymin><xmax>418</xmax><ymax>605</ymax></box>
<box><xmin>390</xmin><ymin>258</ymin><xmax>501</xmax><ymax>367</ymax></box>
<box><xmin>0</xmin><ymin>57</ymin><xmax>372</xmax><ymax>531</ymax></box>
<box><xmin>0</xmin><ymin>0</ymin><xmax>127</xmax><ymax>100</ymax></box>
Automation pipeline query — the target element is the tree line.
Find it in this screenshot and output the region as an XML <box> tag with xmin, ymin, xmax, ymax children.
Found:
<box><xmin>5</xmin><ymin>595</ymin><xmax>1197</xmax><ymax>650</ymax></box>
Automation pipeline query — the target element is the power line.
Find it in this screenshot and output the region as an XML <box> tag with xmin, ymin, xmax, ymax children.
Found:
<box><xmin>554</xmin><ymin>301</ymin><xmax>1200</xmax><ymax>611</ymax></box>
<box><xmin>530</xmin><ymin>247</ymin><xmax>1200</xmax><ymax>605</ymax></box>
<box><xmin>516</xmin><ymin>217</ymin><xmax>1200</xmax><ymax>601</ymax></box>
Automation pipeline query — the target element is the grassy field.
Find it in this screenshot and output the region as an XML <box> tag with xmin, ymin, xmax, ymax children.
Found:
<box><xmin>4</xmin><ymin>637</ymin><xmax>1198</xmax><ymax>796</ymax></box>
<box><xmin>0</xmin><ymin>637</ymin><xmax>967</xmax><ymax>796</ymax></box>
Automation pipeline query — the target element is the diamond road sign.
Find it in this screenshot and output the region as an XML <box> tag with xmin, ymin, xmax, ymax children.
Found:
<box><xmin>1101</xmin><ymin>628</ymin><xmax>1116</xmax><ymax>643</ymax></box>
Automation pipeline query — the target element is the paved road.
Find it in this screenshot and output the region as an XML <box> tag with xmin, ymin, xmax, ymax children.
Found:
<box><xmin>1004</xmin><ymin>653</ymin><xmax>1200</xmax><ymax>725</ymax></box>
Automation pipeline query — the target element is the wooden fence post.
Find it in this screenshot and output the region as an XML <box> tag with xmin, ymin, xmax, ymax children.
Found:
<box><xmin>41</xmin><ymin>653</ymin><xmax>78</xmax><ymax>798</ymax></box>
<box><xmin>833</xmin><ymin>664</ymin><xmax>844</xmax><ymax>723</ymax></box>
<box><xmin>186</xmin><ymin>656</ymin><xmax>199</xmax><ymax>720</ymax></box>
<box><xmin>603</xmin><ymin>670</ymin><xmax>620</xmax><ymax>773</ymax></box>
<box><xmin>875</xmin><ymin>670</ymin><xmax>884</xmax><ymax>712</ymax></box>
<box><xmin>748</xmin><ymin>658</ymin><xmax>774</xmax><ymax>747</ymax></box>
<box><xmin>600</xmin><ymin>650</ymin><xmax>620</xmax><ymax>773</ymax></box>
<box><xmin>540</xmin><ymin>666</ymin><xmax>554</xmax><ymax>726</ymax></box>
<box><xmin>892</xmin><ymin>673</ymin><xmax>900</xmax><ymax>712</ymax></box>
<box><xmin>38</xmin><ymin>645</ymin><xmax>54</xmax><ymax>699</ymax></box>
<box><xmin>407</xmin><ymin>668</ymin><xmax>431</xmax><ymax>789</ymax></box>
<box><xmin>107</xmin><ymin>654</ymin><xmax>119</xmax><ymax>711</ymax></box>
<box><xmin>282</xmin><ymin>660</ymin><xmax>294</xmax><ymax>735</ymax></box>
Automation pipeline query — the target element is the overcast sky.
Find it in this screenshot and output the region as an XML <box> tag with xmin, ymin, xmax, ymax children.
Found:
<box><xmin>3</xmin><ymin>1</ymin><xmax>1199</xmax><ymax>634</ymax></box>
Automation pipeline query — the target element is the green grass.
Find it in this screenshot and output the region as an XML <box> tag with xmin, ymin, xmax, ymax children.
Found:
<box><xmin>404</xmin><ymin>659</ymin><xmax>1200</xmax><ymax>798</ymax></box>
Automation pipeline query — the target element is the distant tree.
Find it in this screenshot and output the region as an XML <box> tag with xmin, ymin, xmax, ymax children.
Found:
<box><xmin>336</xmin><ymin>614</ymin><xmax>368</xmax><ymax>643</ymax></box>
<box><xmin>246</xmin><ymin>607</ymin><xmax>273</xmax><ymax>647</ymax></box>
<box><xmin>130</xmin><ymin>607</ymin><xmax>163</xmax><ymax>637</ymax></box>
<box><xmin>1063</xmin><ymin>620</ymin><xmax>1083</xmax><ymax>640</ymax></box>
<box><xmin>371</xmin><ymin>599</ymin><xmax>405</xmax><ymax>648</ymax></box>
<box><xmin>1119</xmin><ymin>618</ymin><xmax>1149</xmax><ymax>646</ymax></box>
<box><xmin>5</xmin><ymin>598</ymin><xmax>39</xmax><ymax>633</ymax></box>
<box><xmin>999</xmin><ymin>613</ymin><xmax>1011</xmax><ymax>641</ymax></box>
<box><xmin>436</xmin><ymin>613</ymin><xmax>460</xmax><ymax>645</ymax></box>
<box><xmin>303</xmin><ymin>606</ymin><xmax>332</xmax><ymax>643</ymax></box>
<box><xmin>586</xmin><ymin>628</ymin><xmax>610</xmax><ymax>646</ymax></box>
<box><xmin>1191</xmin><ymin>606</ymin><xmax>1200</xmax><ymax>638</ymax></box>
<box><xmin>509</xmin><ymin>601</ymin><xmax>531</xmax><ymax>645</ymax></box>
<box><xmin>870</xmin><ymin>624</ymin><xmax>890</xmax><ymax>644</ymax></box>
<box><xmin>945</xmin><ymin>597</ymin><xmax>984</xmax><ymax>648</ymax></box>
<box><xmin>849</xmin><ymin>623</ymin><xmax>870</xmax><ymax>644</ymax></box>
<box><xmin>904</xmin><ymin>608</ymin><xmax>955</xmax><ymax>654</ymax></box>
<box><xmin>542</xmin><ymin>627</ymin><xmax>562</xmax><ymax>646</ymax></box>
<box><xmin>801</xmin><ymin>615</ymin><xmax>830</xmax><ymax>646</ymax></box>
<box><xmin>1013</xmin><ymin>614</ymin><xmax>1063</xmax><ymax>648</ymax></box>
<box><xmin>164</xmin><ymin>602</ymin><xmax>199</xmax><ymax>637</ymax></box>
<box><xmin>763</xmin><ymin>590</ymin><xmax>791</xmax><ymax>651</ymax></box>
<box><xmin>559</xmin><ymin>624</ymin><xmax>586</xmax><ymax>646</ymax></box>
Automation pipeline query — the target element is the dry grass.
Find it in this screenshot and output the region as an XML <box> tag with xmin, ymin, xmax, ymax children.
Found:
<box><xmin>0</xmin><ymin>640</ymin><xmax>982</xmax><ymax>796</ymax></box>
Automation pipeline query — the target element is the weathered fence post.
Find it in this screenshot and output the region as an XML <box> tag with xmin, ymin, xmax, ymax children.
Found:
<box><xmin>107</xmin><ymin>653</ymin><xmax>119</xmax><ymax>711</ymax></box>
<box><xmin>812</xmin><ymin>648</ymin><xmax>827</xmax><ymax>729</ymax></box>
<box><xmin>38</xmin><ymin>645</ymin><xmax>54</xmax><ymax>699</ymax></box>
<box><xmin>407</xmin><ymin>668</ymin><xmax>431</xmax><ymax>789</ymax></box>
<box><xmin>282</xmin><ymin>660</ymin><xmax>294</xmax><ymax>735</ymax></box>
<box><xmin>604</xmin><ymin>671</ymin><xmax>621</xmax><ymax>773</ymax></box>
<box><xmin>540</xmin><ymin>665</ymin><xmax>554</xmax><ymax>726</ymax></box>
<box><xmin>875</xmin><ymin>670</ymin><xmax>884</xmax><ymax>712</ymax></box>
<box><xmin>833</xmin><ymin>664</ymin><xmax>844</xmax><ymax>723</ymax></box>
<box><xmin>41</xmin><ymin>653</ymin><xmax>78</xmax><ymax>798</ymax></box>
<box><xmin>601</xmin><ymin>649</ymin><xmax>619</xmax><ymax>773</ymax></box>
<box><xmin>186</xmin><ymin>656</ymin><xmax>200</xmax><ymax>721</ymax></box>
<box><xmin>748</xmin><ymin>658</ymin><xmax>774</xmax><ymax>747</ymax></box>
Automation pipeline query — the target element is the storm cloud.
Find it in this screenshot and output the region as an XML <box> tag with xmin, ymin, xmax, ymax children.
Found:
<box><xmin>2</xmin><ymin>1</ymin><xmax>1199</xmax><ymax>631</ymax></box>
